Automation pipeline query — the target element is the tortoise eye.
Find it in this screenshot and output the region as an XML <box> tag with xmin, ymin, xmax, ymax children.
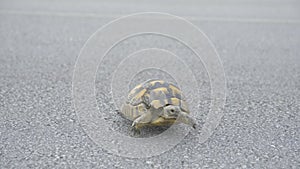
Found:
<box><xmin>170</xmin><ymin>109</ymin><xmax>175</xmax><ymax>113</ymax></box>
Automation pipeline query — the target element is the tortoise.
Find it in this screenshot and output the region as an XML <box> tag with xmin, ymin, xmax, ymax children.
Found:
<box><xmin>120</xmin><ymin>79</ymin><xmax>196</xmax><ymax>134</ymax></box>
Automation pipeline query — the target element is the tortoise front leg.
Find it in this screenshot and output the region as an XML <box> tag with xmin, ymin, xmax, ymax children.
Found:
<box><xmin>177</xmin><ymin>112</ymin><xmax>197</xmax><ymax>129</ymax></box>
<box><xmin>131</xmin><ymin>110</ymin><xmax>153</xmax><ymax>135</ymax></box>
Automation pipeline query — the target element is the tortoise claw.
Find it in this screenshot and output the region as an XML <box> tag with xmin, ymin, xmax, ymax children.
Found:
<box><xmin>192</xmin><ymin>123</ymin><xmax>197</xmax><ymax>129</ymax></box>
<box><xmin>131</xmin><ymin>121</ymin><xmax>136</xmax><ymax>127</ymax></box>
<box><xmin>130</xmin><ymin>122</ymin><xmax>141</xmax><ymax>136</ymax></box>
<box><xmin>130</xmin><ymin>127</ymin><xmax>141</xmax><ymax>136</ymax></box>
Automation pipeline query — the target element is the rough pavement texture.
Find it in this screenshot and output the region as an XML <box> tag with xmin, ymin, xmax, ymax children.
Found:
<box><xmin>0</xmin><ymin>0</ymin><xmax>299</xmax><ymax>168</ymax></box>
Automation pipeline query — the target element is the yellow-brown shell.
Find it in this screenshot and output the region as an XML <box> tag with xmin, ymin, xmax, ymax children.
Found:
<box><xmin>121</xmin><ymin>80</ymin><xmax>190</xmax><ymax>121</ymax></box>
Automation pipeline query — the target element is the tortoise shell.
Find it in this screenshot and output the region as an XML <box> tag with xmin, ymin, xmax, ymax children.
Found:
<box><xmin>121</xmin><ymin>79</ymin><xmax>190</xmax><ymax>121</ymax></box>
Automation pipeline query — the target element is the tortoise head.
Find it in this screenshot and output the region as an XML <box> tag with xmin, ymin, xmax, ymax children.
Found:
<box><xmin>162</xmin><ymin>105</ymin><xmax>197</xmax><ymax>129</ymax></box>
<box><xmin>162</xmin><ymin>105</ymin><xmax>183</xmax><ymax>119</ymax></box>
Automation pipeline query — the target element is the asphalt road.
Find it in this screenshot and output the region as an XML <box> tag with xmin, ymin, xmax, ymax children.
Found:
<box><xmin>0</xmin><ymin>0</ymin><xmax>299</xmax><ymax>168</ymax></box>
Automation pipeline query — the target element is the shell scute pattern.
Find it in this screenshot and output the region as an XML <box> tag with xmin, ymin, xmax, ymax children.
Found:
<box><xmin>122</xmin><ymin>80</ymin><xmax>190</xmax><ymax>120</ymax></box>
<box><xmin>127</xmin><ymin>80</ymin><xmax>170</xmax><ymax>106</ymax></box>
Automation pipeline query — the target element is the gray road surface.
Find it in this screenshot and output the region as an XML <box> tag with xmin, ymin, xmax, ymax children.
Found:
<box><xmin>0</xmin><ymin>0</ymin><xmax>299</xmax><ymax>168</ymax></box>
